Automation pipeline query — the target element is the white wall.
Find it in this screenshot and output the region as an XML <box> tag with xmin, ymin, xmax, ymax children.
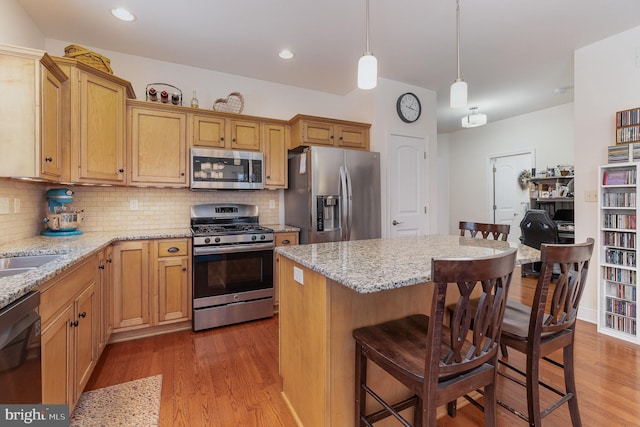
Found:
<box><xmin>445</xmin><ymin>103</ymin><xmax>574</xmax><ymax>233</ymax></box>
<box><xmin>574</xmin><ymin>25</ymin><xmax>640</xmax><ymax>323</ymax></box>
<box><xmin>0</xmin><ymin>0</ymin><xmax>44</xmax><ymax>48</ymax></box>
<box><xmin>437</xmin><ymin>134</ymin><xmax>451</xmax><ymax>234</ymax></box>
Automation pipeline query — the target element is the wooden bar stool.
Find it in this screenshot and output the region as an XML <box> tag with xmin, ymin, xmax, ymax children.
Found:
<box><xmin>497</xmin><ymin>238</ymin><xmax>594</xmax><ymax>426</ymax></box>
<box><xmin>459</xmin><ymin>221</ymin><xmax>510</xmax><ymax>241</ymax></box>
<box><xmin>352</xmin><ymin>248</ymin><xmax>517</xmax><ymax>426</ymax></box>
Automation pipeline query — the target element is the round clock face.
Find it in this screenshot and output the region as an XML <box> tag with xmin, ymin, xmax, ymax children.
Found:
<box><xmin>396</xmin><ymin>92</ymin><xmax>421</xmax><ymax>123</ymax></box>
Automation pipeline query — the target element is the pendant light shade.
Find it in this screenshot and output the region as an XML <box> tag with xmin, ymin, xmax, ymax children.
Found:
<box><xmin>461</xmin><ymin>107</ymin><xmax>487</xmax><ymax>128</ymax></box>
<box><xmin>357</xmin><ymin>0</ymin><xmax>377</xmax><ymax>89</ymax></box>
<box><xmin>450</xmin><ymin>0</ymin><xmax>467</xmax><ymax>108</ymax></box>
<box><xmin>358</xmin><ymin>54</ymin><xmax>377</xmax><ymax>90</ymax></box>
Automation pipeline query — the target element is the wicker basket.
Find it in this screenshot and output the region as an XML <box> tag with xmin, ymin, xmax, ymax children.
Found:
<box><xmin>64</xmin><ymin>44</ymin><xmax>113</xmax><ymax>74</ymax></box>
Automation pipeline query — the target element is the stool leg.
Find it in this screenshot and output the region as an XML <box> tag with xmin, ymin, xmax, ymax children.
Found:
<box><xmin>564</xmin><ymin>341</ymin><xmax>582</xmax><ymax>427</ymax></box>
<box><xmin>355</xmin><ymin>343</ymin><xmax>367</xmax><ymax>427</ymax></box>
<box><xmin>526</xmin><ymin>353</ymin><xmax>542</xmax><ymax>427</ymax></box>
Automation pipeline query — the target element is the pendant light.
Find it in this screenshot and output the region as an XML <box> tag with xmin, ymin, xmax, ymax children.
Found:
<box><xmin>461</xmin><ymin>107</ymin><xmax>487</xmax><ymax>128</ymax></box>
<box><xmin>450</xmin><ymin>0</ymin><xmax>467</xmax><ymax>108</ymax></box>
<box><xmin>357</xmin><ymin>0</ymin><xmax>377</xmax><ymax>89</ymax></box>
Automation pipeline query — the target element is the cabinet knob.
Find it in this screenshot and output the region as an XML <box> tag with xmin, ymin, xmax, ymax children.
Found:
<box><xmin>167</xmin><ymin>247</ymin><xmax>179</xmax><ymax>253</ymax></box>
<box><xmin>70</xmin><ymin>320</ymin><xmax>79</xmax><ymax>327</ymax></box>
<box><xmin>119</xmin><ymin>168</ymin><xmax>125</xmax><ymax>173</ymax></box>
<box><xmin>282</xmin><ymin>239</ymin><xmax>290</xmax><ymax>244</ymax></box>
<box><xmin>99</xmin><ymin>264</ymin><xmax>105</xmax><ymax>270</ymax></box>
<box><xmin>182</xmin><ymin>267</ymin><xmax>187</xmax><ymax>272</ymax></box>
<box><xmin>107</xmin><ymin>258</ymin><xmax>112</xmax><ymax>263</ymax></box>
<box><xmin>45</xmin><ymin>157</ymin><xmax>53</xmax><ymax>162</ymax></box>
<box><xmin>266</xmin><ymin>175</ymin><xmax>271</xmax><ymax>179</ymax></box>
<box><xmin>79</xmin><ymin>312</ymin><xmax>87</xmax><ymax>318</ymax></box>
<box><xmin>181</xmin><ymin>172</ymin><xmax>185</xmax><ymax>176</ymax></box>
<box><xmin>220</xmin><ymin>137</ymin><xmax>225</xmax><ymax>141</ymax></box>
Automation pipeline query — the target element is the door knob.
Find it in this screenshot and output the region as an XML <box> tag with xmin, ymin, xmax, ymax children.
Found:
<box><xmin>392</xmin><ymin>220</ymin><xmax>404</xmax><ymax>226</ymax></box>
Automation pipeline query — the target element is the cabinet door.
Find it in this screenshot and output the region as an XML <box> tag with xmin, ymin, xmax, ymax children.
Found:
<box><xmin>73</xmin><ymin>70</ymin><xmax>126</xmax><ymax>183</ymax></box>
<box><xmin>129</xmin><ymin>107</ymin><xmax>187</xmax><ymax>185</ymax></box>
<box><xmin>157</xmin><ymin>257</ymin><xmax>190</xmax><ymax>324</ymax></box>
<box><xmin>301</xmin><ymin>120</ymin><xmax>335</xmax><ymax>146</ymax></box>
<box><xmin>74</xmin><ymin>282</ymin><xmax>97</xmax><ymax>404</ymax></box>
<box><xmin>193</xmin><ymin>115</ymin><xmax>226</xmax><ymax>148</ymax></box>
<box><xmin>42</xmin><ymin>304</ymin><xmax>74</xmax><ymax>406</ymax></box>
<box><xmin>336</xmin><ymin>125</ymin><xmax>369</xmax><ymax>150</ymax></box>
<box><xmin>263</xmin><ymin>123</ymin><xmax>288</xmax><ymax>189</ymax></box>
<box><xmin>97</xmin><ymin>246</ymin><xmax>113</xmax><ymax>355</ymax></box>
<box><xmin>230</xmin><ymin>119</ymin><xmax>261</xmax><ymax>151</ymax></box>
<box><xmin>112</xmin><ymin>241</ymin><xmax>151</xmax><ymax>331</ymax></box>
<box><xmin>40</xmin><ymin>65</ymin><xmax>65</xmax><ymax>180</ymax></box>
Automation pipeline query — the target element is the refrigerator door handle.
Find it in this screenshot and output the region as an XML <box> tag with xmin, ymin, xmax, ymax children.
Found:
<box><xmin>339</xmin><ymin>166</ymin><xmax>348</xmax><ymax>241</ymax></box>
<box><xmin>345</xmin><ymin>167</ymin><xmax>353</xmax><ymax>240</ymax></box>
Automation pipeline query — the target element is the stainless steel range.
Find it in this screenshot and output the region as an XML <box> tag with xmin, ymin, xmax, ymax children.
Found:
<box><xmin>191</xmin><ymin>203</ymin><xmax>274</xmax><ymax>331</ymax></box>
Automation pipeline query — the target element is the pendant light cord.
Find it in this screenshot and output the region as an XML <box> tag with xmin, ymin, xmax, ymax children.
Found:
<box><xmin>365</xmin><ymin>0</ymin><xmax>371</xmax><ymax>54</ymax></box>
<box><xmin>456</xmin><ymin>0</ymin><xmax>461</xmax><ymax>80</ymax></box>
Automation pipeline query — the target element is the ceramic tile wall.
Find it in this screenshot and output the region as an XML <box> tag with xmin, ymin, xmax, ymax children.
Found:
<box><xmin>0</xmin><ymin>180</ymin><xmax>280</xmax><ymax>245</ymax></box>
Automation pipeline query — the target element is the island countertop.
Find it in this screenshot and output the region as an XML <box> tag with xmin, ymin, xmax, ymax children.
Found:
<box><xmin>275</xmin><ymin>234</ymin><xmax>539</xmax><ymax>294</ymax></box>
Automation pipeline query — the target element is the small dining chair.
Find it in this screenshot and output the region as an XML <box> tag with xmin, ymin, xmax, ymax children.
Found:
<box><xmin>459</xmin><ymin>221</ymin><xmax>510</xmax><ymax>241</ymax></box>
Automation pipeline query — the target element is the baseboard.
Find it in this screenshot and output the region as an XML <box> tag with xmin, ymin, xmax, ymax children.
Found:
<box><xmin>108</xmin><ymin>320</ymin><xmax>192</xmax><ymax>343</ymax></box>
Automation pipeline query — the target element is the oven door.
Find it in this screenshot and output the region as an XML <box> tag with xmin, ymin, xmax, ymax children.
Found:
<box><xmin>193</xmin><ymin>245</ymin><xmax>273</xmax><ymax>303</ymax></box>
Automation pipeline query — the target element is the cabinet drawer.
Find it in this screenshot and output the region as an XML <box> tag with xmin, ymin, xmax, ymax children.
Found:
<box><xmin>275</xmin><ymin>232</ymin><xmax>299</xmax><ymax>247</ymax></box>
<box><xmin>157</xmin><ymin>240</ymin><xmax>189</xmax><ymax>257</ymax></box>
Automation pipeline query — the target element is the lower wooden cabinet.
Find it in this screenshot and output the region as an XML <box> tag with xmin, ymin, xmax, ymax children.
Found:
<box><xmin>112</xmin><ymin>240</ymin><xmax>151</xmax><ymax>331</ymax></box>
<box><xmin>96</xmin><ymin>246</ymin><xmax>113</xmax><ymax>356</ymax></box>
<box><xmin>40</xmin><ymin>256</ymin><xmax>98</xmax><ymax>410</ymax></box>
<box><xmin>274</xmin><ymin>231</ymin><xmax>299</xmax><ymax>307</ymax></box>
<box><xmin>112</xmin><ymin>238</ymin><xmax>191</xmax><ymax>335</ymax></box>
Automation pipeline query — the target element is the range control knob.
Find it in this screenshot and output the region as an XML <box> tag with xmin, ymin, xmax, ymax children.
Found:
<box><xmin>260</xmin><ymin>235</ymin><xmax>266</xmax><ymax>240</ymax></box>
<box><xmin>215</xmin><ymin>237</ymin><xmax>221</xmax><ymax>243</ymax></box>
<box><xmin>251</xmin><ymin>235</ymin><xmax>257</xmax><ymax>241</ymax></box>
<box><xmin>204</xmin><ymin>237</ymin><xmax>211</xmax><ymax>244</ymax></box>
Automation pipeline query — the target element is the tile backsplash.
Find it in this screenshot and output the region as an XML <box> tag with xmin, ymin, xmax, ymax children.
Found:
<box><xmin>0</xmin><ymin>179</ymin><xmax>281</xmax><ymax>246</ymax></box>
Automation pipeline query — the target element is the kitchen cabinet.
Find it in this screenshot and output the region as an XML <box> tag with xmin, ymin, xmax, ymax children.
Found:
<box><xmin>96</xmin><ymin>245</ymin><xmax>113</xmax><ymax>357</ymax></box>
<box><xmin>289</xmin><ymin>115</ymin><xmax>370</xmax><ymax>151</ymax></box>
<box><xmin>112</xmin><ymin>240</ymin><xmax>151</xmax><ymax>331</ymax></box>
<box><xmin>0</xmin><ymin>45</ymin><xmax>69</xmax><ymax>181</ymax></box>
<box><xmin>154</xmin><ymin>239</ymin><xmax>191</xmax><ymax>325</ymax></box>
<box><xmin>40</xmin><ymin>256</ymin><xmax>98</xmax><ymax>410</ymax></box>
<box><xmin>274</xmin><ymin>231</ymin><xmax>299</xmax><ymax>307</ymax></box>
<box><xmin>128</xmin><ymin>102</ymin><xmax>188</xmax><ymax>186</ymax></box>
<box><xmin>263</xmin><ymin>123</ymin><xmax>289</xmax><ymax>189</ymax></box>
<box><xmin>192</xmin><ymin>113</ymin><xmax>262</xmax><ymax>151</ymax></box>
<box><xmin>53</xmin><ymin>56</ymin><xmax>135</xmax><ymax>184</ymax></box>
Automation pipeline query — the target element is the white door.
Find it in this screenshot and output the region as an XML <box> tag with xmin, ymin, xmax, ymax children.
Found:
<box><xmin>388</xmin><ymin>133</ymin><xmax>428</xmax><ymax>237</ymax></box>
<box><xmin>491</xmin><ymin>152</ymin><xmax>534</xmax><ymax>244</ymax></box>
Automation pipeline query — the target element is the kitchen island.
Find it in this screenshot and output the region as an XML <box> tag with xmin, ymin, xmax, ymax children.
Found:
<box><xmin>275</xmin><ymin>234</ymin><xmax>539</xmax><ymax>427</ymax></box>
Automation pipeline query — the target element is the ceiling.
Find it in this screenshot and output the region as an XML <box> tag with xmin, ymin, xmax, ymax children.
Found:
<box><xmin>17</xmin><ymin>0</ymin><xmax>640</xmax><ymax>133</ymax></box>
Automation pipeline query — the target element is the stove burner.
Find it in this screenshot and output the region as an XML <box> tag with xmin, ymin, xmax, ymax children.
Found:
<box><xmin>192</xmin><ymin>223</ymin><xmax>271</xmax><ymax>236</ymax></box>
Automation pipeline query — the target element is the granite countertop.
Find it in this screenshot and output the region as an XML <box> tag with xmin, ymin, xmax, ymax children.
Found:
<box><xmin>262</xmin><ymin>224</ymin><xmax>300</xmax><ymax>233</ymax></box>
<box><xmin>0</xmin><ymin>228</ymin><xmax>191</xmax><ymax>310</ymax></box>
<box><xmin>275</xmin><ymin>234</ymin><xmax>540</xmax><ymax>294</ymax></box>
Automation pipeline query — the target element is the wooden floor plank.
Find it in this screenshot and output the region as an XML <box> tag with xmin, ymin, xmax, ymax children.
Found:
<box><xmin>85</xmin><ymin>267</ymin><xmax>640</xmax><ymax>426</ymax></box>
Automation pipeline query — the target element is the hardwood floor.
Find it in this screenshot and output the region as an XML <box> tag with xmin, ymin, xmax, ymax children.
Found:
<box><xmin>86</xmin><ymin>267</ymin><xmax>640</xmax><ymax>426</ymax></box>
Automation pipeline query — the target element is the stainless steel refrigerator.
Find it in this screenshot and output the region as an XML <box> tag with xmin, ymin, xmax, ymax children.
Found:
<box><xmin>284</xmin><ymin>146</ymin><xmax>381</xmax><ymax>244</ymax></box>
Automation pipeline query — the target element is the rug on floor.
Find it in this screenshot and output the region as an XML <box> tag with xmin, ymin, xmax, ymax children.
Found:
<box><xmin>70</xmin><ymin>375</ymin><xmax>162</xmax><ymax>427</ymax></box>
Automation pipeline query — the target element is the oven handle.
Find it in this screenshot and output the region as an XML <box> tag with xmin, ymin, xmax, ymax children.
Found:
<box><xmin>193</xmin><ymin>242</ymin><xmax>274</xmax><ymax>256</ymax></box>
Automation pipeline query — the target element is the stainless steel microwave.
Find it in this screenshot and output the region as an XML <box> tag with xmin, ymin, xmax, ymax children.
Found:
<box><xmin>190</xmin><ymin>148</ymin><xmax>264</xmax><ymax>190</ymax></box>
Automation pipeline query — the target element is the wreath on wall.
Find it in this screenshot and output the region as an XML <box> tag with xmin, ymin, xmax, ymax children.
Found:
<box><xmin>518</xmin><ymin>170</ymin><xmax>531</xmax><ymax>190</ymax></box>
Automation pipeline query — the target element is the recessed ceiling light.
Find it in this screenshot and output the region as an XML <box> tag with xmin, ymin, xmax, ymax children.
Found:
<box><xmin>111</xmin><ymin>7</ymin><xmax>135</xmax><ymax>22</ymax></box>
<box><xmin>278</xmin><ymin>49</ymin><xmax>294</xmax><ymax>60</ymax></box>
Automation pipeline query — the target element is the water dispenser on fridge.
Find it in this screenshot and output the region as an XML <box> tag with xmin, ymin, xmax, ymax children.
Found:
<box><xmin>316</xmin><ymin>196</ymin><xmax>340</xmax><ymax>232</ymax></box>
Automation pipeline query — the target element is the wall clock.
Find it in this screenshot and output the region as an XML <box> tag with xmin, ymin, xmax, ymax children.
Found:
<box><xmin>396</xmin><ymin>92</ymin><xmax>421</xmax><ymax>123</ymax></box>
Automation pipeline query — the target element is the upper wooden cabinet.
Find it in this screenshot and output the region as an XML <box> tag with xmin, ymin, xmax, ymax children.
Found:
<box><xmin>128</xmin><ymin>101</ymin><xmax>188</xmax><ymax>187</ymax></box>
<box><xmin>0</xmin><ymin>45</ymin><xmax>69</xmax><ymax>181</ymax></box>
<box><xmin>289</xmin><ymin>115</ymin><xmax>370</xmax><ymax>151</ymax></box>
<box><xmin>192</xmin><ymin>113</ymin><xmax>262</xmax><ymax>151</ymax></box>
<box><xmin>53</xmin><ymin>56</ymin><xmax>135</xmax><ymax>184</ymax></box>
<box><xmin>263</xmin><ymin>122</ymin><xmax>289</xmax><ymax>189</ymax></box>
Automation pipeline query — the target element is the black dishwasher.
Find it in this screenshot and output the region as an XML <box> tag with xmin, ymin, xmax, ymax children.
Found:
<box><xmin>0</xmin><ymin>291</ymin><xmax>41</xmax><ymax>404</ymax></box>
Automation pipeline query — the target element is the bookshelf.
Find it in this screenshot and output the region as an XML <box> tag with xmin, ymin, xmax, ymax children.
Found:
<box><xmin>616</xmin><ymin>108</ymin><xmax>640</xmax><ymax>144</ymax></box>
<box><xmin>598</xmin><ymin>163</ymin><xmax>639</xmax><ymax>343</ymax></box>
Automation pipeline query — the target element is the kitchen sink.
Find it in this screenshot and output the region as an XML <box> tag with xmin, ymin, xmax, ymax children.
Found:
<box><xmin>0</xmin><ymin>254</ymin><xmax>61</xmax><ymax>278</ymax></box>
